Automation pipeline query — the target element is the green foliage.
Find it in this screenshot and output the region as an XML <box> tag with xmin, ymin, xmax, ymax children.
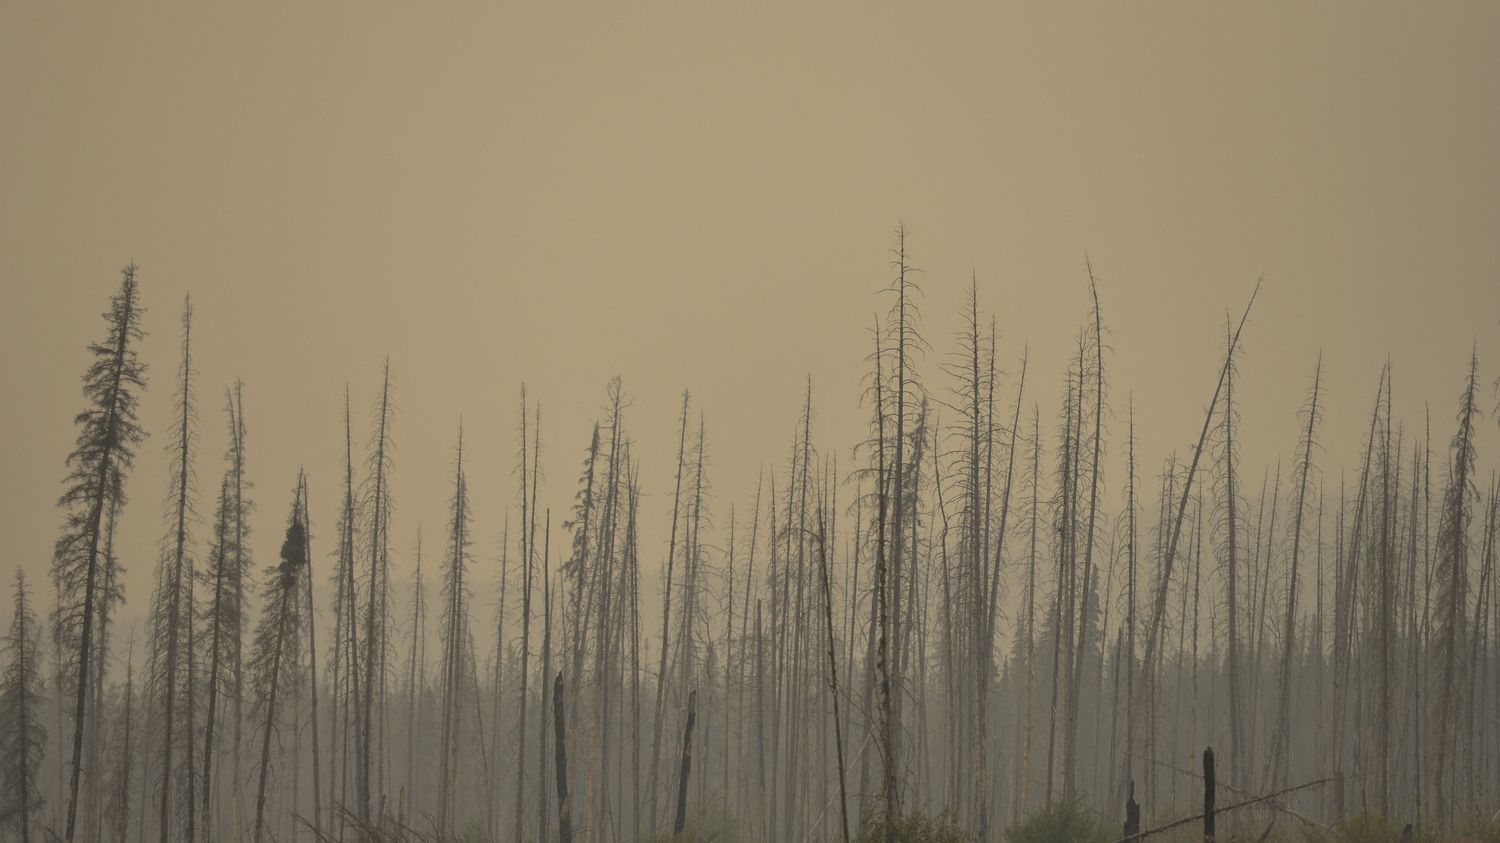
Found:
<box><xmin>1290</xmin><ymin>814</ymin><xmax>1434</xmax><ymax>843</ymax></box>
<box><xmin>1003</xmin><ymin>802</ymin><xmax>1107</xmax><ymax>843</ymax></box>
<box><xmin>854</xmin><ymin>810</ymin><xmax>972</xmax><ymax>843</ymax></box>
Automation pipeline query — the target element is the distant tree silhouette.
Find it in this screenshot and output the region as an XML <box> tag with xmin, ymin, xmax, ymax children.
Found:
<box><xmin>514</xmin><ymin>387</ymin><xmax>541</xmax><ymax>843</ymax></box>
<box><xmin>198</xmin><ymin>382</ymin><xmax>252</xmax><ymax>840</ymax></box>
<box><xmin>1267</xmin><ymin>359</ymin><xmax>1323</xmax><ymax>790</ymax></box>
<box><xmin>327</xmin><ymin>389</ymin><xmax>360</xmax><ymax>833</ymax></box>
<box><xmin>24</xmin><ymin>227</ymin><xmax>1500</xmax><ymax>841</ymax></box>
<box><xmin>436</xmin><ymin>425</ymin><xmax>472</xmax><ymax>837</ymax></box>
<box><xmin>360</xmin><ymin>361</ymin><xmax>394</xmax><ymax>823</ymax></box>
<box><xmin>1</xmin><ymin>570</ymin><xmax>47</xmax><ymax>843</ymax></box>
<box><xmin>648</xmin><ymin>389</ymin><xmax>689</xmax><ymax>837</ymax></box>
<box><xmin>400</xmin><ymin>529</ymin><xmax>426</xmax><ymax>827</ymax></box>
<box><xmin>1433</xmin><ymin>350</ymin><xmax>1480</xmax><ymax>829</ymax></box>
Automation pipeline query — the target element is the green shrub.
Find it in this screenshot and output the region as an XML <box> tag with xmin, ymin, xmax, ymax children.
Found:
<box><xmin>855</xmin><ymin>810</ymin><xmax>973</xmax><ymax>843</ymax></box>
<box><xmin>1004</xmin><ymin>801</ymin><xmax>1109</xmax><ymax>843</ymax></box>
<box><xmin>1284</xmin><ymin>813</ymin><xmax>1434</xmax><ymax>843</ymax></box>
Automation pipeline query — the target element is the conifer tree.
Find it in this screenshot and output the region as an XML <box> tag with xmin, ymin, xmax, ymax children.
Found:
<box><xmin>1</xmin><ymin>570</ymin><xmax>46</xmax><ymax>843</ymax></box>
<box><xmin>250</xmin><ymin>483</ymin><xmax>310</xmax><ymax>843</ymax></box>
<box><xmin>53</xmin><ymin>265</ymin><xmax>147</xmax><ymax>843</ymax></box>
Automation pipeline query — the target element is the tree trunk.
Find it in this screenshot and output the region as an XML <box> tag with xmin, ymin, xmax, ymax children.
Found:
<box><xmin>673</xmin><ymin>690</ymin><xmax>698</xmax><ymax>835</ymax></box>
<box><xmin>1204</xmin><ymin>749</ymin><xmax>1216</xmax><ymax>842</ymax></box>
<box><xmin>553</xmin><ymin>673</ymin><xmax>572</xmax><ymax>843</ymax></box>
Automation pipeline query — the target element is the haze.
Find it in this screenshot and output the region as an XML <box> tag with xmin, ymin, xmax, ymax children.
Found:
<box><xmin>2</xmin><ymin>1</ymin><xmax>1497</xmax><ymax>643</ymax></box>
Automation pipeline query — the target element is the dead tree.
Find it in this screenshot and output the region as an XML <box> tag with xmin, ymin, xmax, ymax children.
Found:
<box><xmin>1123</xmin><ymin>780</ymin><xmax>1140</xmax><ymax>842</ymax></box>
<box><xmin>882</xmin><ymin>222</ymin><xmax>923</xmax><ymax>833</ymax></box>
<box><xmin>1267</xmin><ymin>360</ymin><xmax>1322</xmax><ymax>790</ymax></box>
<box><xmin>983</xmin><ymin>345</ymin><xmax>1027</xmax><ymax>835</ymax></box>
<box><xmin>200</xmin><ymin>385</ymin><xmax>252</xmax><ymax>841</ymax></box>
<box><xmin>198</xmin><ymin>475</ymin><xmax>231</xmax><ymax>841</ymax></box>
<box><xmin>816</xmin><ymin>500</ymin><xmax>851</xmax><ymax>842</ymax></box>
<box><xmin>673</xmin><ymin>690</ymin><xmax>698</xmax><ymax>835</ymax></box>
<box><xmin>514</xmin><ymin>391</ymin><xmax>541</xmax><ymax>842</ymax></box>
<box><xmin>1120</xmin><ymin>401</ymin><xmax>1137</xmax><ymax>810</ymax></box>
<box><xmin>1065</xmin><ymin>265</ymin><xmax>1107</xmax><ymax>803</ymax></box>
<box><xmin>553</xmin><ymin>672</ymin><xmax>572</xmax><ymax>843</ymax></box>
<box><xmin>1204</xmin><ymin>749</ymin><xmax>1216</xmax><ymax>842</ymax></box>
<box><xmin>401</xmin><ymin>531</ymin><xmax>425</xmax><ymax>825</ymax></box>
<box><xmin>436</xmin><ymin>426</ymin><xmax>472</xmax><ymax>837</ymax></box>
<box><xmin>649</xmin><ymin>391</ymin><xmax>692</xmax><ymax>835</ymax></box>
<box><xmin>299</xmin><ymin>473</ymin><xmax>324</xmax><ymax>840</ymax></box>
<box><xmin>328</xmin><ymin>390</ymin><xmax>360</xmax><ymax>831</ymax></box>
<box><xmin>869</xmin><ymin>313</ymin><xmax>897</xmax><ymax>842</ymax></box>
<box><xmin>1218</xmin><ymin>318</ymin><xmax>1246</xmax><ymax>789</ymax></box>
<box><xmin>227</xmin><ymin>381</ymin><xmax>251</xmax><ymax>832</ymax></box>
<box><xmin>538</xmin><ymin>513</ymin><xmax>553</xmax><ymax>843</ymax></box>
<box><xmin>147</xmin><ymin>297</ymin><xmax>198</xmax><ymax>843</ymax></box>
<box><xmin>1136</xmin><ymin>282</ymin><xmax>1260</xmax><ymax>746</ymax></box>
<box><xmin>1014</xmin><ymin>405</ymin><xmax>1041</xmax><ymax>814</ymax></box>
<box><xmin>360</xmin><ymin>361</ymin><xmax>394</xmax><ymax>822</ymax></box>
<box><xmin>1433</xmin><ymin>350</ymin><xmax>1480</xmax><ymax>830</ymax></box>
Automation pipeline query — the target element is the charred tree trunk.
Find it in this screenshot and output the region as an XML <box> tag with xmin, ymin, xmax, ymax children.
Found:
<box><xmin>553</xmin><ymin>672</ymin><xmax>572</xmax><ymax>843</ymax></box>
<box><xmin>1204</xmin><ymin>749</ymin><xmax>1216</xmax><ymax>843</ymax></box>
<box><xmin>673</xmin><ymin>690</ymin><xmax>698</xmax><ymax>835</ymax></box>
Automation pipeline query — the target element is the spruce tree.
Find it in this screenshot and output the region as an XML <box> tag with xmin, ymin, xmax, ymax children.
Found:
<box><xmin>250</xmin><ymin>483</ymin><xmax>309</xmax><ymax>843</ymax></box>
<box><xmin>0</xmin><ymin>570</ymin><xmax>46</xmax><ymax>843</ymax></box>
<box><xmin>52</xmin><ymin>265</ymin><xmax>147</xmax><ymax>843</ymax></box>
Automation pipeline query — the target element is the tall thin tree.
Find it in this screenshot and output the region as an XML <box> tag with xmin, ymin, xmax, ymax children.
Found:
<box><xmin>53</xmin><ymin>265</ymin><xmax>147</xmax><ymax>843</ymax></box>
<box><xmin>360</xmin><ymin>361</ymin><xmax>394</xmax><ymax>822</ymax></box>
<box><xmin>1433</xmin><ymin>350</ymin><xmax>1481</xmax><ymax>829</ymax></box>
<box><xmin>147</xmin><ymin>296</ymin><xmax>198</xmax><ymax>843</ymax></box>
<box><xmin>436</xmin><ymin>426</ymin><xmax>473</xmax><ymax>836</ymax></box>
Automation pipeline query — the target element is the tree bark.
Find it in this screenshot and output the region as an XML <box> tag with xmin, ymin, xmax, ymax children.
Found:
<box><xmin>553</xmin><ymin>672</ymin><xmax>572</xmax><ymax>843</ymax></box>
<box><xmin>673</xmin><ymin>690</ymin><xmax>698</xmax><ymax>835</ymax></box>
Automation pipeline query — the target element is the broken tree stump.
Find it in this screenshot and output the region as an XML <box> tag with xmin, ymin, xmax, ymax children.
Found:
<box><xmin>1204</xmin><ymin>747</ymin><xmax>1216</xmax><ymax>842</ymax></box>
<box><xmin>674</xmin><ymin>689</ymin><xmax>698</xmax><ymax>835</ymax></box>
<box><xmin>1124</xmin><ymin>779</ymin><xmax>1141</xmax><ymax>843</ymax></box>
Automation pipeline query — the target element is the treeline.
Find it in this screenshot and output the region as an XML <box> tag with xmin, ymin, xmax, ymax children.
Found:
<box><xmin>7</xmin><ymin>229</ymin><xmax>1500</xmax><ymax>843</ymax></box>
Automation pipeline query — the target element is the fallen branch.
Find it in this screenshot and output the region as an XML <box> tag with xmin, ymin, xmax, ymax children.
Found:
<box><xmin>1112</xmin><ymin>775</ymin><xmax>1340</xmax><ymax>843</ymax></box>
<box><xmin>1129</xmin><ymin>751</ymin><xmax>1329</xmax><ymax>830</ymax></box>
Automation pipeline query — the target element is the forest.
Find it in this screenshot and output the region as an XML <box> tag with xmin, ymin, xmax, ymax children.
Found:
<box><xmin>13</xmin><ymin>227</ymin><xmax>1500</xmax><ymax>843</ymax></box>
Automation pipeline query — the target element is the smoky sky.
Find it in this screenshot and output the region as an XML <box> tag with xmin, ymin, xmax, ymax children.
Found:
<box><xmin>2</xmin><ymin>2</ymin><xmax>1497</xmax><ymax>634</ymax></box>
